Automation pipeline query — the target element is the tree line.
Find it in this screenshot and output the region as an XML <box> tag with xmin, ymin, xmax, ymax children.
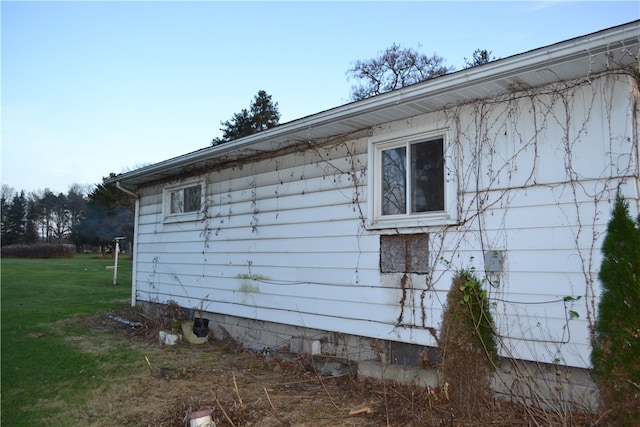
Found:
<box><xmin>1</xmin><ymin>174</ymin><xmax>134</xmax><ymax>252</ymax></box>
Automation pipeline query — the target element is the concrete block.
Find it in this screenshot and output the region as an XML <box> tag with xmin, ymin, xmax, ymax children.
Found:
<box><xmin>310</xmin><ymin>357</ymin><xmax>356</xmax><ymax>377</ymax></box>
<box><xmin>311</xmin><ymin>339</ymin><xmax>321</xmax><ymax>355</ymax></box>
<box><xmin>358</xmin><ymin>360</ymin><xmax>442</xmax><ymax>389</ymax></box>
<box><xmin>290</xmin><ymin>337</ymin><xmax>321</xmax><ymax>355</ymax></box>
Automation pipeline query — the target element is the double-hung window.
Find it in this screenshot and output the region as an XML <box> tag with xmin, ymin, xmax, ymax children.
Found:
<box><xmin>163</xmin><ymin>180</ymin><xmax>205</xmax><ymax>222</ymax></box>
<box><xmin>369</xmin><ymin>127</ymin><xmax>457</xmax><ymax>228</ymax></box>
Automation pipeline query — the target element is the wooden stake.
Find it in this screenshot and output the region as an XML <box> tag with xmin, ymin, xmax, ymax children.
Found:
<box><xmin>232</xmin><ymin>372</ymin><xmax>243</xmax><ymax>406</ymax></box>
<box><xmin>213</xmin><ymin>393</ymin><xmax>236</xmax><ymax>427</ymax></box>
<box><xmin>315</xmin><ymin>368</ymin><xmax>340</xmax><ymax>410</ymax></box>
<box><xmin>348</xmin><ymin>402</ymin><xmax>372</xmax><ymax>416</ymax></box>
<box><xmin>144</xmin><ymin>356</ymin><xmax>153</xmax><ymax>373</ymax></box>
<box><xmin>264</xmin><ymin>387</ymin><xmax>276</xmax><ymax>411</ymax></box>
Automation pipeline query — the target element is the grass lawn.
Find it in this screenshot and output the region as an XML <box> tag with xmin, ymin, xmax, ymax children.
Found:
<box><xmin>1</xmin><ymin>254</ymin><xmax>134</xmax><ymax>425</ymax></box>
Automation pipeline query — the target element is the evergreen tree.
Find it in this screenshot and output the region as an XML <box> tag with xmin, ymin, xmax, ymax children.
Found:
<box><xmin>250</xmin><ymin>90</ymin><xmax>281</xmax><ymax>132</ymax></box>
<box><xmin>24</xmin><ymin>198</ymin><xmax>40</xmax><ymax>244</ymax></box>
<box><xmin>0</xmin><ymin>185</ymin><xmax>14</xmax><ymax>241</ymax></box>
<box><xmin>2</xmin><ymin>191</ymin><xmax>27</xmax><ymax>246</ymax></box>
<box><xmin>440</xmin><ymin>269</ymin><xmax>498</xmax><ymax>420</ymax></box>
<box><xmin>215</xmin><ymin>108</ymin><xmax>253</xmax><ymax>144</ymax></box>
<box><xmin>592</xmin><ymin>191</ymin><xmax>640</xmax><ymax>425</ymax></box>
<box><xmin>73</xmin><ymin>174</ymin><xmax>134</xmax><ymax>248</ymax></box>
<box><xmin>211</xmin><ymin>90</ymin><xmax>281</xmax><ymax>145</ymax></box>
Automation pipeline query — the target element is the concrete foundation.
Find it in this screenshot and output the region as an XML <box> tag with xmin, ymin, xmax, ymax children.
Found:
<box><xmin>492</xmin><ymin>358</ymin><xmax>599</xmax><ymax>412</ymax></box>
<box><xmin>357</xmin><ymin>360</ymin><xmax>442</xmax><ymax>390</ymax></box>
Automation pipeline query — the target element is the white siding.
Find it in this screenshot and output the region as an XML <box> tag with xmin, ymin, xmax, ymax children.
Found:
<box><xmin>133</xmin><ymin>73</ymin><xmax>638</xmax><ymax>368</ymax></box>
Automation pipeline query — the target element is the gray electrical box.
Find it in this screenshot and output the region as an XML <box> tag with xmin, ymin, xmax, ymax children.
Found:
<box><xmin>484</xmin><ymin>250</ymin><xmax>504</xmax><ymax>274</ymax></box>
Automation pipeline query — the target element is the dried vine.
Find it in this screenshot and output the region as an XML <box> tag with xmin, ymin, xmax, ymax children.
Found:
<box><xmin>298</xmin><ymin>69</ymin><xmax>639</xmax><ymax>367</ymax></box>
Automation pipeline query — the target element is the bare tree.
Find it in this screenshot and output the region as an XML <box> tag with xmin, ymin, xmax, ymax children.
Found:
<box><xmin>67</xmin><ymin>184</ymin><xmax>87</xmax><ymax>232</ymax></box>
<box><xmin>347</xmin><ymin>43</ymin><xmax>453</xmax><ymax>101</ymax></box>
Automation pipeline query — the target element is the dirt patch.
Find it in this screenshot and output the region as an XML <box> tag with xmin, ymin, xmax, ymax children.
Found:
<box><xmin>64</xmin><ymin>307</ymin><xmax>594</xmax><ymax>426</ymax></box>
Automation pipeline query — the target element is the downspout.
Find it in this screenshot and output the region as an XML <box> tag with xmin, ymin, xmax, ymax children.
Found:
<box><xmin>115</xmin><ymin>181</ymin><xmax>140</xmax><ymax>308</ymax></box>
<box><xmin>629</xmin><ymin>72</ymin><xmax>640</xmax><ymax>217</ymax></box>
<box><xmin>634</xmin><ymin>74</ymin><xmax>640</xmax><ymax>216</ymax></box>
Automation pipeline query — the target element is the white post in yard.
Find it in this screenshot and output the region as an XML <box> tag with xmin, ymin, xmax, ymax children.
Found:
<box><xmin>113</xmin><ymin>237</ymin><xmax>125</xmax><ymax>285</ymax></box>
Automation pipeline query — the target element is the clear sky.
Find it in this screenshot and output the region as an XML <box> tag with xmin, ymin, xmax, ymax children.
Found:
<box><xmin>2</xmin><ymin>1</ymin><xmax>638</xmax><ymax>195</ymax></box>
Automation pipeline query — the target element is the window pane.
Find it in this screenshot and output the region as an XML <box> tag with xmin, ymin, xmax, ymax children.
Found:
<box><xmin>382</xmin><ymin>147</ymin><xmax>406</xmax><ymax>215</ymax></box>
<box><xmin>183</xmin><ymin>185</ymin><xmax>202</xmax><ymax>212</ymax></box>
<box><xmin>170</xmin><ymin>190</ymin><xmax>183</xmax><ymax>214</ymax></box>
<box><xmin>411</xmin><ymin>138</ymin><xmax>444</xmax><ymax>212</ymax></box>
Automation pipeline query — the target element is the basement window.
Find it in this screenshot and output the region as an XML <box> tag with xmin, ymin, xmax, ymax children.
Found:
<box><xmin>368</xmin><ymin>126</ymin><xmax>457</xmax><ymax>229</ymax></box>
<box><xmin>163</xmin><ymin>181</ymin><xmax>205</xmax><ymax>222</ymax></box>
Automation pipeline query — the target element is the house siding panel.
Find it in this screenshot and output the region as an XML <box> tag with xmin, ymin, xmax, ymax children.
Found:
<box><xmin>130</xmin><ymin>72</ymin><xmax>638</xmax><ymax>369</ymax></box>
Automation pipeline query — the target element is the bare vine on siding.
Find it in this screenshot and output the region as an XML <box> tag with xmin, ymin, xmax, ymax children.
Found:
<box><xmin>154</xmin><ymin>62</ymin><xmax>638</xmax><ymax>372</ymax></box>
<box><xmin>304</xmin><ymin>130</ymin><xmax>369</xmax><ymax>227</ymax></box>
<box><xmin>299</xmin><ymin>68</ymin><xmax>637</xmax><ymax>365</ymax></box>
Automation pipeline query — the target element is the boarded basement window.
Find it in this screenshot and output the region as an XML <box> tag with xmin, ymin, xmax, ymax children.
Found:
<box><xmin>380</xmin><ymin>233</ymin><xmax>429</xmax><ymax>274</ymax></box>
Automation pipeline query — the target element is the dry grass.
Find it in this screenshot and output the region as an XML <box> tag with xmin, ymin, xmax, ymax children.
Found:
<box><xmin>50</xmin><ymin>307</ymin><xmax>597</xmax><ymax>426</ymax></box>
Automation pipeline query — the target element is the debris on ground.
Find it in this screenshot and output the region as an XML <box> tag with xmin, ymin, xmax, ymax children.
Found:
<box><xmin>64</xmin><ymin>307</ymin><xmax>599</xmax><ymax>426</ymax></box>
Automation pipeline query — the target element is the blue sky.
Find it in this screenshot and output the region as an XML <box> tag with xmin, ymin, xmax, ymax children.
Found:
<box><xmin>2</xmin><ymin>1</ymin><xmax>638</xmax><ymax>195</ymax></box>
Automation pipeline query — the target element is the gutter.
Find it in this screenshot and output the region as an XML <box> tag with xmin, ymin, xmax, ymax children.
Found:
<box><xmin>115</xmin><ymin>181</ymin><xmax>140</xmax><ymax>308</ymax></box>
<box><xmin>116</xmin><ymin>181</ymin><xmax>138</xmax><ymax>198</ymax></box>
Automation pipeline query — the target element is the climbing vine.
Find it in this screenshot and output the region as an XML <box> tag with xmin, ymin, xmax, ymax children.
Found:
<box><xmin>303</xmin><ymin>68</ymin><xmax>638</xmax><ymax>367</ymax></box>
<box><xmin>140</xmin><ymin>61</ymin><xmax>637</xmax><ymax>383</ymax></box>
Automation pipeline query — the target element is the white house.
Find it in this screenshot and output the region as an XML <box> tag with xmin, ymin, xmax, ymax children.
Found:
<box><xmin>110</xmin><ymin>21</ymin><xmax>639</xmax><ymax>406</ymax></box>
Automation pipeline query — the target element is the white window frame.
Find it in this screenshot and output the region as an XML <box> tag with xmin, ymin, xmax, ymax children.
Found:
<box><xmin>162</xmin><ymin>180</ymin><xmax>206</xmax><ymax>223</ymax></box>
<box><xmin>367</xmin><ymin>125</ymin><xmax>457</xmax><ymax>229</ymax></box>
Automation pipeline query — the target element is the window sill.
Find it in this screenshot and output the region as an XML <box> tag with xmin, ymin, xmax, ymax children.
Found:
<box><xmin>366</xmin><ymin>212</ymin><xmax>458</xmax><ymax>230</ymax></box>
<box><xmin>163</xmin><ymin>212</ymin><xmax>205</xmax><ymax>224</ymax></box>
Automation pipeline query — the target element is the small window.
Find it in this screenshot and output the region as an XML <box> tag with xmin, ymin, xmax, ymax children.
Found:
<box><xmin>381</xmin><ymin>138</ymin><xmax>444</xmax><ymax>215</ymax></box>
<box><xmin>169</xmin><ymin>184</ymin><xmax>202</xmax><ymax>214</ymax></box>
<box><xmin>164</xmin><ymin>181</ymin><xmax>204</xmax><ymax>222</ymax></box>
<box><xmin>369</xmin><ymin>127</ymin><xmax>456</xmax><ymax>229</ymax></box>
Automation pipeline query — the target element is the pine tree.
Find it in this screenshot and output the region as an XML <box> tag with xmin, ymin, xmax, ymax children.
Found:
<box><xmin>24</xmin><ymin>198</ymin><xmax>40</xmax><ymax>244</ymax></box>
<box><xmin>72</xmin><ymin>174</ymin><xmax>134</xmax><ymax>248</ymax></box>
<box><xmin>2</xmin><ymin>191</ymin><xmax>27</xmax><ymax>246</ymax></box>
<box><xmin>592</xmin><ymin>191</ymin><xmax>640</xmax><ymax>425</ymax></box>
<box><xmin>211</xmin><ymin>90</ymin><xmax>280</xmax><ymax>145</ymax></box>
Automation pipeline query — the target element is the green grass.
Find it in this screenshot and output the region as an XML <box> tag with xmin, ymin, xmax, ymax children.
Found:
<box><xmin>1</xmin><ymin>255</ymin><xmax>134</xmax><ymax>425</ymax></box>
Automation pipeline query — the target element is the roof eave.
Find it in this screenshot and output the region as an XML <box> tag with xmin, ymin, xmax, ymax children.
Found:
<box><xmin>109</xmin><ymin>20</ymin><xmax>640</xmax><ymax>189</ymax></box>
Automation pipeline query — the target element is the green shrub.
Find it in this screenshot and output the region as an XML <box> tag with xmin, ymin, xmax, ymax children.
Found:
<box><xmin>440</xmin><ymin>269</ymin><xmax>498</xmax><ymax>419</ymax></box>
<box><xmin>591</xmin><ymin>191</ymin><xmax>640</xmax><ymax>426</ymax></box>
<box><xmin>1</xmin><ymin>243</ymin><xmax>75</xmax><ymax>259</ymax></box>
